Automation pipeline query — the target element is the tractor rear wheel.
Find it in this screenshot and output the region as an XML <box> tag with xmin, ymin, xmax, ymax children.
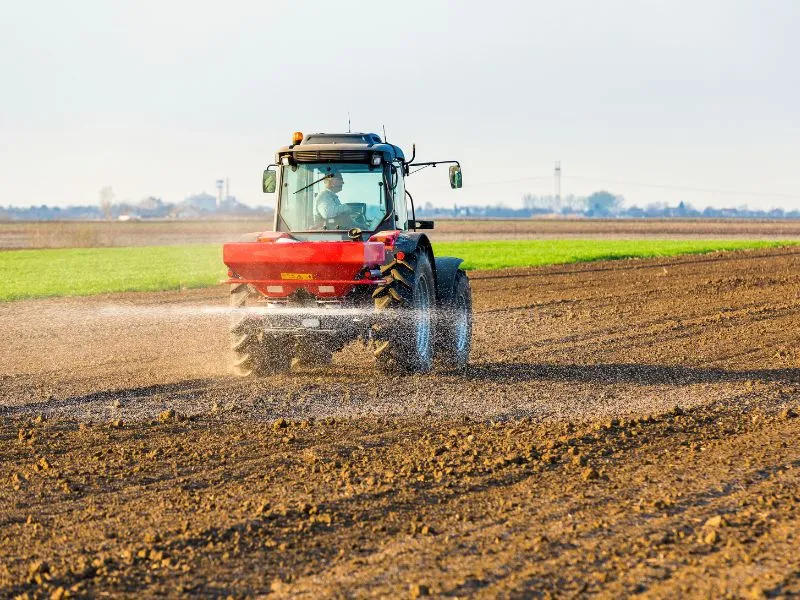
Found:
<box><xmin>372</xmin><ymin>251</ymin><xmax>436</xmax><ymax>373</ymax></box>
<box><xmin>229</xmin><ymin>283</ymin><xmax>291</xmax><ymax>376</ymax></box>
<box><xmin>436</xmin><ymin>270</ymin><xmax>472</xmax><ymax>371</ymax></box>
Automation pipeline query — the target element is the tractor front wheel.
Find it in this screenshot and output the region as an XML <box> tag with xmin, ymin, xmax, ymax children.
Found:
<box><xmin>436</xmin><ymin>270</ymin><xmax>472</xmax><ymax>371</ymax></box>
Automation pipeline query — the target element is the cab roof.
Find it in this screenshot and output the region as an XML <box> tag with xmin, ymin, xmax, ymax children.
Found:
<box><xmin>276</xmin><ymin>132</ymin><xmax>406</xmax><ymax>162</ymax></box>
<box><xmin>304</xmin><ymin>132</ymin><xmax>383</xmax><ymax>145</ymax></box>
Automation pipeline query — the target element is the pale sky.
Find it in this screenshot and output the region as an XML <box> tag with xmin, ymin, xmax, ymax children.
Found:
<box><xmin>2</xmin><ymin>0</ymin><xmax>799</xmax><ymax>210</ymax></box>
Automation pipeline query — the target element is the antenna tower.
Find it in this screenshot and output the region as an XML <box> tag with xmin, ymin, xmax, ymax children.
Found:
<box><xmin>215</xmin><ymin>179</ymin><xmax>224</xmax><ymax>209</ymax></box>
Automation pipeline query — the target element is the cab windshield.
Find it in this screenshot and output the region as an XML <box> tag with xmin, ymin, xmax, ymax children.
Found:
<box><xmin>277</xmin><ymin>163</ymin><xmax>389</xmax><ymax>232</ymax></box>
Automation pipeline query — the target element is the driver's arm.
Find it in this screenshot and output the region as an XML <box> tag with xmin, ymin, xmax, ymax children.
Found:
<box><xmin>317</xmin><ymin>192</ymin><xmax>352</xmax><ymax>219</ymax></box>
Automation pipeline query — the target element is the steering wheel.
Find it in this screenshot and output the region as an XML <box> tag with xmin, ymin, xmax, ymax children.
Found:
<box><xmin>328</xmin><ymin>208</ymin><xmax>368</xmax><ymax>230</ymax></box>
<box><xmin>349</xmin><ymin>209</ymin><xmax>369</xmax><ymax>228</ymax></box>
<box><xmin>341</xmin><ymin>203</ymin><xmax>368</xmax><ymax>228</ymax></box>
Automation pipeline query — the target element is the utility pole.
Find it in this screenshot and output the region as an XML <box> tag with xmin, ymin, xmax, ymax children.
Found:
<box><xmin>225</xmin><ymin>178</ymin><xmax>230</xmax><ymax>203</ymax></box>
<box><xmin>554</xmin><ymin>161</ymin><xmax>561</xmax><ymax>206</ymax></box>
<box><xmin>99</xmin><ymin>186</ymin><xmax>114</xmax><ymax>220</ymax></box>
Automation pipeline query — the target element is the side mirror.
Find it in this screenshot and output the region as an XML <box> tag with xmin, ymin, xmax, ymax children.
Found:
<box><xmin>449</xmin><ymin>165</ymin><xmax>462</xmax><ymax>189</ymax></box>
<box><xmin>262</xmin><ymin>167</ymin><xmax>277</xmax><ymax>193</ymax></box>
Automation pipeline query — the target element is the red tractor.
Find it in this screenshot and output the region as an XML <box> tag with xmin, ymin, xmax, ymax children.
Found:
<box><xmin>222</xmin><ymin>131</ymin><xmax>472</xmax><ymax>376</ymax></box>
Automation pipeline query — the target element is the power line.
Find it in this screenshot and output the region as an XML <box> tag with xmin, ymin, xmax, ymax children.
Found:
<box><xmin>436</xmin><ymin>170</ymin><xmax>800</xmax><ymax>201</ymax></box>
<box><xmin>462</xmin><ymin>175</ymin><xmax>552</xmax><ymax>188</ymax></box>
<box><xmin>564</xmin><ymin>175</ymin><xmax>800</xmax><ymax>201</ymax></box>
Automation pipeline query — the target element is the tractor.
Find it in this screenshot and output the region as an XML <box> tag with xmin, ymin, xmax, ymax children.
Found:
<box><xmin>222</xmin><ymin>131</ymin><xmax>472</xmax><ymax>376</ymax></box>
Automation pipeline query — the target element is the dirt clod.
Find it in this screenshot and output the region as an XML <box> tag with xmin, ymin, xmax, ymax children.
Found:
<box><xmin>50</xmin><ymin>587</ymin><xmax>67</xmax><ymax>600</ymax></box>
<box><xmin>572</xmin><ymin>453</ymin><xmax>588</xmax><ymax>467</ymax></box>
<box><xmin>703</xmin><ymin>530</ymin><xmax>720</xmax><ymax>545</ymax></box>
<box><xmin>780</xmin><ymin>406</ymin><xmax>798</xmax><ymax>419</ymax></box>
<box><xmin>581</xmin><ymin>467</ymin><xmax>599</xmax><ymax>481</ymax></box>
<box><xmin>142</xmin><ymin>532</ymin><xmax>160</xmax><ymax>544</ymax></box>
<box><xmin>271</xmin><ymin>578</ymin><xmax>289</xmax><ymax>593</ymax></box>
<box><xmin>409</xmin><ymin>583</ymin><xmax>430</xmax><ymax>598</ymax></box>
<box><xmin>704</xmin><ymin>515</ymin><xmax>725</xmax><ymax>529</ymax></box>
<box><xmin>28</xmin><ymin>561</ymin><xmax>49</xmax><ymax>576</ymax></box>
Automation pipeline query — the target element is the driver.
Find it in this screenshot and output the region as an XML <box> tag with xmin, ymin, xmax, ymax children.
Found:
<box><xmin>316</xmin><ymin>171</ymin><xmax>351</xmax><ymax>220</ymax></box>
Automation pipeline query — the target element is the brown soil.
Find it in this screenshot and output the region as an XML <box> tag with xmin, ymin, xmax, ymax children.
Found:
<box><xmin>428</xmin><ymin>218</ymin><xmax>800</xmax><ymax>241</ymax></box>
<box><xmin>2</xmin><ymin>218</ymin><xmax>800</xmax><ymax>249</ymax></box>
<box><xmin>1</xmin><ymin>247</ymin><xmax>799</xmax><ymax>598</ymax></box>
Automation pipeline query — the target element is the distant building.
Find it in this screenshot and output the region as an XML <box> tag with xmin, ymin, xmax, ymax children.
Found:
<box><xmin>169</xmin><ymin>204</ymin><xmax>207</xmax><ymax>220</ymax></box>
<box><xmin>183</xmin><ymin>192</ymin><xmax>217</xmax><ymax>212</ymax></box>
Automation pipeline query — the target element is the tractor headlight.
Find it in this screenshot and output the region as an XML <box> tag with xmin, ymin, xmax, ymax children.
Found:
<box><xmin>371</xmin><ymin>154</ymin><xmax>382</xmax><ymax>166</ymax></box>
<box><xmin>281</xmin><ymin>156</ymin><xmax>291</xmax><ymax>166</ymax></box>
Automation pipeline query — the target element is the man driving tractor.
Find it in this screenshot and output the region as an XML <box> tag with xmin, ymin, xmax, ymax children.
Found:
<box><xmin>316</xmin><ymin>170</ymin><xmax>347</xmax><ymax>220</ymax></box>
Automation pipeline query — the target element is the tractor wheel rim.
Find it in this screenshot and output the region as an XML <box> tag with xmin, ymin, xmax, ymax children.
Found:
<box><xmin>454</xmin><ymin>293</ymin><xmax>469</xmax><ymax>354</ymax></box>
<box><xmin>415</xmin><ymin>275</ymin><xmax>432</xmax><ymax>361</ymax></box>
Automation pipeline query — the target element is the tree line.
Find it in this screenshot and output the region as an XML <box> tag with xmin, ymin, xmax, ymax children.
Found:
<box><xmin>417</xmin><ymin>190</ymin><xmax>800</xmax><ymax>219</ymax></box>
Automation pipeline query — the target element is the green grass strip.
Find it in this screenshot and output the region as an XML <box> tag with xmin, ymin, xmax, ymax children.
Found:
<box><xmin>0</xmin><ymin>240</ymin><xmax>796</xmax><ymax>302</ymax></box>
<box><xmin>434</xmin><ymin>239</ymin><xmax>797</xmax><ymax>271</ymax></box>
<box><xmin>0</xmin><ymin>245</ymin><xmax>224</xmax><ymax>302</ymax></box>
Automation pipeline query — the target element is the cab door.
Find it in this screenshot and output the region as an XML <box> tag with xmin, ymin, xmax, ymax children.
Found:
<box><xmin>392</xmin><ymin>162</ymin><xmax>408</xmax><ymax>230</ymax></box>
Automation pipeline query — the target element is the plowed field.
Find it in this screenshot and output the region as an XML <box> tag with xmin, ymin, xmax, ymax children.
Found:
<box><xmin>3</xmin><ymin>218</ymin><xmax>800</xmax><ymax>249</ymax></box>
<box><xmin>1</xmin><ymin>247</ymin><xmax>799</xmax><ymax>598</ymax></box>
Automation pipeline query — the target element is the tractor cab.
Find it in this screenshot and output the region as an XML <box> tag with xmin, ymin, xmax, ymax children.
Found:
<box><xmin>263</xmin><ymin>132</ymin><xmax>461</xmax><ymax>240</ymax></box>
